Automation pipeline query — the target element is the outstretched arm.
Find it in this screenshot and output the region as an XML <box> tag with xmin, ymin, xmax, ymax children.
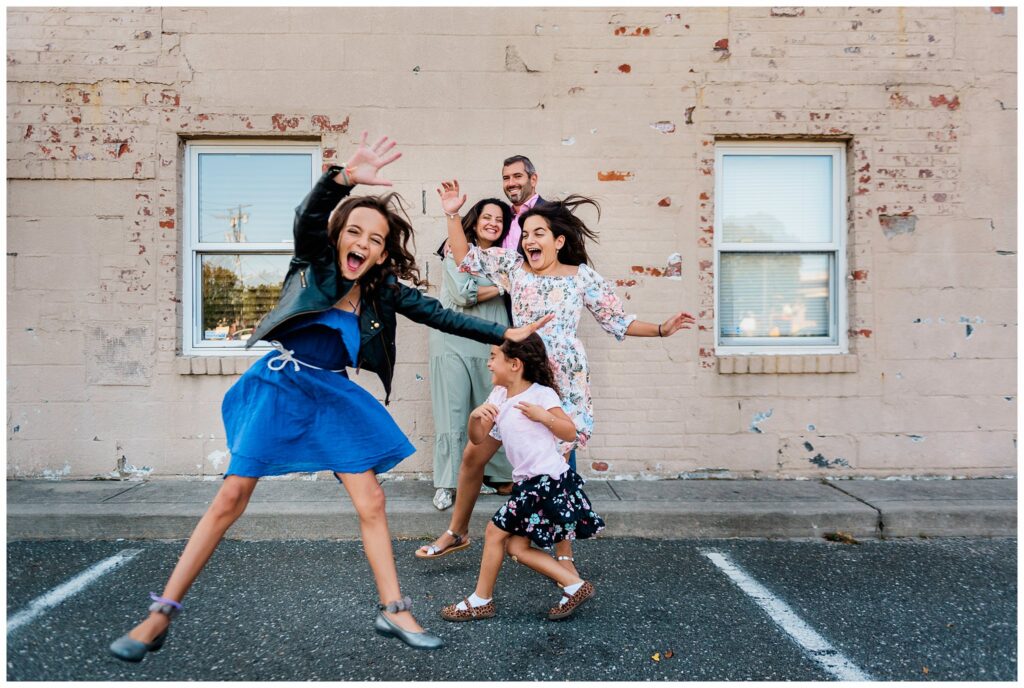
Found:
<box><xmin>625</xmin><ymin>312</ymin><xmax>696</xmax><ymax>338</ymax></box>
<box><xmin>579</xmin><ymin>264</ymin><xmax>694</xmax><ymax>340</ymax></box>
<box><xmin>394</xmin><ymin>281</ymin><xmax>553</xmax><ymax>345</ymax></box>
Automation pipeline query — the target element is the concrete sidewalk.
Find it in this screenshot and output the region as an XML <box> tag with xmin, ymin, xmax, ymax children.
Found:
<box><xmin>6</xmin><ymin>477</ymin><xmax>1017</xmax><ymax>541</ymax></box>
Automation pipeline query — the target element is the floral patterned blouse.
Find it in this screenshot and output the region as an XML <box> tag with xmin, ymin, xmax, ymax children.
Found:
<box><xmin>460</xmin><ymin>245</ymin><xmax>637</xmax><ymax>452</ymax></box>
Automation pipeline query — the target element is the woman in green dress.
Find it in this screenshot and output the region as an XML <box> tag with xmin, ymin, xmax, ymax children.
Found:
<box><xmin>428</xmin><ymin>198</ymin><xmax>515</xmax><ymax>510</ymax></box>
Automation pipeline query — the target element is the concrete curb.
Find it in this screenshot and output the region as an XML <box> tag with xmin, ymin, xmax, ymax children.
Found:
<box><xmin>5</xmin><ymin>478</ymin><xmax>1016</xmax><ymax>541</ymax></box>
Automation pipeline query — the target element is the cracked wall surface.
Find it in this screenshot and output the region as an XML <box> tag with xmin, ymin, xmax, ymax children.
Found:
<box><xmin>6</xmin><ymin>6</ymin><xmax>1017</xmax><ymax>479</ymax></box>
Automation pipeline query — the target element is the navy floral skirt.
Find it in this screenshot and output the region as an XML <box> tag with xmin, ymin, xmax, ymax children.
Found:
<box><xmin>491</xmin><ymin>469</ymin><xmax>605</xmax><ymax>549</ymax></box>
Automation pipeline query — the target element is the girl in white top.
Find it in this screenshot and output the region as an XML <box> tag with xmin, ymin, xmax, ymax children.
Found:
<box><xmin>440</xmin><ymin>334</ymin><xmax>604</xmax><ymax>623</ymax></box>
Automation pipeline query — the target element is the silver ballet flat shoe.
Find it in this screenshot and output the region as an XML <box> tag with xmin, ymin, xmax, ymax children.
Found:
<box><xmin>109</xmin><ymin>593</ymin><xmax>182</xmax><ymax>663</ymax></box>
<box><xmin>109</xmin><ymin>630</ymin><xmax>167</xmax><ymax>662</ymax></box>
<box><xmin>373</xmin><ymin>596</ymin><xmax>444</xmax><ymax>650</ymax></box>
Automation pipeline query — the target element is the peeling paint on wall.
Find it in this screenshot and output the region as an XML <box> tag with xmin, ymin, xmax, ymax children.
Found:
<box><xmin>631</xmin><ymin>264</ymin><xmax>667</xmax><ymax>277</ymax></box>
<box><xmin>808</xmin><ymin>453</ymin><xmax>850</xmax><ymax>469</ymax></box>
<box><xmin>750</xmin><ymin>409</ymin><xmax>773</xmax><ymax>433</ymax></box>
<box><xmin>310</xmin><ymin>114</ymin><xmax>349</xmax><ymax>132</ymax></box>
<box><xmin>206</xmin><ymin>449</ymin><xmax>228</xmax><ymax>472</ymax></box>
<box><xmin>665</xmin><ymin>253</ymin><xmax>682</xmax><ymax>280</ymax></box>
<box><xmin>880</xmin><ymin>214</ymin><xmax>917</xmax><ymax>238</ymax></box>
<box><xmin>505</xmin><ymin>45</ymin><xmax>538</xmax><ymax>73</ymax></box>
<box><xmin>929</xmin><ymin>94</ymin><xmax>960</xmax><ymax>110</ymax></box>
<box><xmin>613</xmin><ymin>26</ymin><xmax>653</xmax><ymax>37</ymax></box>
<box><xmin>85</xmin><ymin>323</ymin><xmax>154</xmax><ymax>386</ymax></box>
<box><xmin>123</xmin><ymin>463</ymin><xmax>153</xmax><ymax>479</ymax></box>
<box><xmin>802</xmin><ymin>440</ymin><xmax>850</xmax><ymax>468</ymax></box>
<box><xmin>41</xmin><ymin>463</ymin><xmax>72</xmax><ymax>480</ymax></box>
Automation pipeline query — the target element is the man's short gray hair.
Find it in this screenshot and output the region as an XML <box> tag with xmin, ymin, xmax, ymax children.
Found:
<box><xmin>502</xmin><ymin>155</ymin><xmax>536</xmax><ymax>176</ymax></box>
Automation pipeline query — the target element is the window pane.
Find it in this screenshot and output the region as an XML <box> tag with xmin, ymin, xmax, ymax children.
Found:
<box><xmin>722</xmin><ymin>155</ymin><xmax>833</xmax><ymax>243</ymax></box>
<box><xmin>198</xmin><ymin>153</ymin><xmax>311</xmax><ymax>243</ymax></box>
<box><xmin>199</xmin><ymin>254</ymin><xmax>289</xmax><ymax>343</ymax></box>
<box><xmin>719</xmin><ymin>253</ymin><xmax>831</xmax><ymax>339</ymax></box>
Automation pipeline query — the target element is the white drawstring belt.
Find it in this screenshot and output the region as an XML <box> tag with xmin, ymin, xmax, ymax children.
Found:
<box><xmin>266</xmin><ymin>341</ymin><xmax>345</xmax><ymax>373</ymax></box>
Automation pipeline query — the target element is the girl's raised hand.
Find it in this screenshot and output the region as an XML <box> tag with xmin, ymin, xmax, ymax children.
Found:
<box><xmin>341</xmin><ymin>131</ymin><xmax>402</xmax><ymax>187</ymax></box>
<box><xmin>436</xmin><ymin>179</ymin><xmax>467</xmax><ymax>216</ymax></box>
<box><xmin>503</xmin><ymin>313</ymin><xmax>555</xmax><ymax>342</ymax></box>
<box><xmin>660</xmin><ymin>311</ymin><xmax>697</xmax><ymax>337</ymax></box>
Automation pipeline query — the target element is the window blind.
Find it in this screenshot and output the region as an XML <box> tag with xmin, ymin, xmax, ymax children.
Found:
<box><xmin>719</xmin><ymin>253</ymin><xmax>831</xmax><ymax>339</ymax></box>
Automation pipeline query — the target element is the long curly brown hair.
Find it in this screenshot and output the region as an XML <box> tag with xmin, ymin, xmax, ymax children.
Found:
<box><xmin>518</xmin><ymin>195</ymin><xmax>600</xmax><ymax>266</ymax></box>
<box><xmin>327</xmin><ymin>193</ymin><xmax>425</xmax><ymax>295</ymax></box>
<box><xmin>500</xmin><ymin>333</ymin><xmax>560</xmax><ymax>399</ymax></box>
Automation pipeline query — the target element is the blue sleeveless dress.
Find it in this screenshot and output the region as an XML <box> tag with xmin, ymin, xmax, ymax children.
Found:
<box><xmin>221</xmin><ymin>308</ymin><xmax>415</xmax><ymax>478</ymax></box>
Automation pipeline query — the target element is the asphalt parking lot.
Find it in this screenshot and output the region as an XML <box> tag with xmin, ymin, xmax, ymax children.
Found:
<box><xmin>6</xmin><ymin>537</ymin><xmax>1017</xmax><ymax>681</ymax></box>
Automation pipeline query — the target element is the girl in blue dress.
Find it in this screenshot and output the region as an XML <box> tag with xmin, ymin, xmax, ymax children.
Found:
<box><xmin>110</xmin><ymin>133</ymin><xmax>553</xmax><ymax>660</ymax></box>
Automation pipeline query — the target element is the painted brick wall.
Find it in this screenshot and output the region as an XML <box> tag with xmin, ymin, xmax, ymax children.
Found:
<box><xmin>6</xmin><ymin>7</ymin><xmax>1017</xmax><ymax>480</ymax></box>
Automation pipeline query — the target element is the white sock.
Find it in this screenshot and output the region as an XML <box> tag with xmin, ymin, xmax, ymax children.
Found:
<box><xmin>559</xmin><ymin>581</ymin><xmax>584</xmax><ymax>605</ymax></box>
<box><xmin>456</xmin><ymin>592</ymin><xmax>492</xmax><ymax>610</ymax></box>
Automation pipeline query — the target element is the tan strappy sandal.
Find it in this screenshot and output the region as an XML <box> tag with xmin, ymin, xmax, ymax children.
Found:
<box><xmin>415</xmin><ymin>529</ymin><xmax>471</xmax><ymax>559</ymax></box>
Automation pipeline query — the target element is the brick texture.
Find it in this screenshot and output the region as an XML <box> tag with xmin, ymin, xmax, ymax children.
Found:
<box><xmin>6</xmin><ymin>7</ymin><xmax>1017</xmax><ymax>479</ymax></box>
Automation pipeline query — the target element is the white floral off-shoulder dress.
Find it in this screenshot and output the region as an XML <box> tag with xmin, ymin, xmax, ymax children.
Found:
<box><xmin>460</xmin><ymin>246</ymin><xmax>636</xmax><ymax>452</ymax></box>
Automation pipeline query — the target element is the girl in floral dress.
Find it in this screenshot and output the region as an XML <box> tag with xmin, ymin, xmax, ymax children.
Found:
<box><xmin>419</xmin><ymin>180</ymin><xmax>694</xmax><ymax>577</ymax></box>
<box><xmin>440</xmin><ymin>335</ymin><xmax>604</xmax><ymax>622</ymax></box>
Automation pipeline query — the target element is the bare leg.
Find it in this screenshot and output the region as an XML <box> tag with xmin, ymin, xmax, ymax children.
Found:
<box><xmin>336</xmin><ymin>470</ymin><xmax>424</xmax><ymax>633</ymax></box>
<box><xmin>554</xmin><ymin>450</ymin><xmax>579</xmax><ymax>577</ymax></box>
<box><xmin>127</xmin><ymin>476</ymin><xmax>259</xmax><ymax>643</ymax></box>
<box><xmin>553</xmin><ymin>541</ymin><xmax>579</xmax><ymax>577</ymax></box>
<box><xmin>473</xmin><ymin>523</ymin><xmax>512</xmax><ymax>599</ymax></box>
<box><xmin>417</xmin><ymin>436</ymin><xmax>500</xmax><ymax>555</ymax></box>
<box><xmin>506</xmin><ymin>536</ymin><xmax>583</xmax><ymax>587</ymax></box>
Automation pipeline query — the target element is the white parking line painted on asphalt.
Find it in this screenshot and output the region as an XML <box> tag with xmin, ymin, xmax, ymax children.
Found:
<box><xmin>702</xmin><ymin>550</ymin><xmax>873</xmax><ymax>682</ymax></box>
<box><xmin>7</xmin><ymin>549</ymin><xmax>144</xmax><ymax>634</ymax></box>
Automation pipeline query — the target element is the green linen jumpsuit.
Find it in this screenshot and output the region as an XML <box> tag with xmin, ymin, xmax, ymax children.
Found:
<box><xmin>428</xmin><ymin>254</ymin><xmax>513</xmax><ymax>488</ymax></box>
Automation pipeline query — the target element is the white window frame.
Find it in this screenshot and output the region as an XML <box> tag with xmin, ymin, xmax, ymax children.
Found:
<box><xmin>183</xmin><ymin>140</ymin><xmax>322</xmax><ymax>356</ymax></box>
<box><xmin>713</xmin><ymin>141</ymin><xmax>848</xmax><ymax>356</ymax></box>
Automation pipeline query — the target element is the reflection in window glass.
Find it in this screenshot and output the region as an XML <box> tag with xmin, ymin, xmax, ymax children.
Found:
<box><xmin>199</xmin><ymin>254</ymin><xmax>290</xmax><ymax>342</ymax></box>
<box><xmin>721</xmin><ymin>155</ymin><xmax>832</xmax><ymax>243</ymax></box>
<box><xmin>198</xmin><ymin>153</ymin><xmax>312</xmax><ymax>243</ymax></box>
<box><xmin>719</xmin><ymin>253</ymin><xmax>830</xmax><ymax>339</ymax></box>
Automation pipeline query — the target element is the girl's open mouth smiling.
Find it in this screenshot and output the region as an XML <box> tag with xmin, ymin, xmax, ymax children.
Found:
<box><xmin>346</xmin><ymin>251</ymin><xmax>366</xmax><ymax>272</ymax></box>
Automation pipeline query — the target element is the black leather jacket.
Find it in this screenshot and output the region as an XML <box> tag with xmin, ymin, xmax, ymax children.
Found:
<box><xmin>247</xmin><ymin>166</ymin><xmax>507</xmax><ymax>404</ymax></box>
